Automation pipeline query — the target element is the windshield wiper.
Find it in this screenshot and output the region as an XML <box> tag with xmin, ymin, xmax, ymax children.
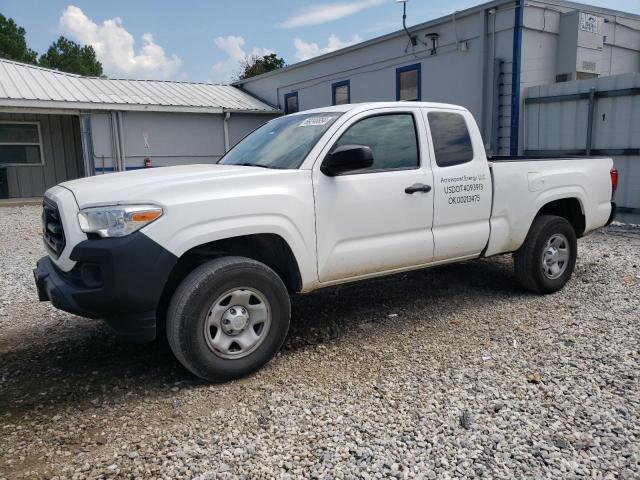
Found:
<box><xmin>234</xmin><ymin>162</ymin><xmax>273</xmax><ymax>169</ymax></box>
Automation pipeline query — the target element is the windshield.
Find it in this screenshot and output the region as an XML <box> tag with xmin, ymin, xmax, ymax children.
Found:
<box><xmin>219</xmin><ymin>112</ymin><xmax>342</xmax><ymax>169</ymax></box>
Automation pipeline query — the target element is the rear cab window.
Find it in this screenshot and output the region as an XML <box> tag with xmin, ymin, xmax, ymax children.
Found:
<box><xmin>427</xmin><ymin>111</ymin><xmax>474</xmax><ymax>167</ymax></box>
<box><xmin>425</xmin><ymin>108</ymin><xmax>492</xmax><ymax>232</ymax></box>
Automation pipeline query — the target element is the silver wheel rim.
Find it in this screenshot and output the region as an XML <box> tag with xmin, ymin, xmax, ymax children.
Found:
<box><xmin>541</xmin><ymin>233</ymin><xmax>570</xmax><ymax>280</ymax></box>
<box><xmin>203</xmin><ymin>287</ymin><xmax>271</xmax><ymax>359</ymax></box>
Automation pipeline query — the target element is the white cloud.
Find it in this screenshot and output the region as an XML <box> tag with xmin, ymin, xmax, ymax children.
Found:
<box><xmin>279</xmin><ymin>0</ymin><xmax>384</xmax><ymax>28</ymax></box>
<box><xmin>293</xmin><ymin>34</ymin><xmax>363</xmax><ymax>61</ymax></box>
<box><xmin>58</xmin><ymin>5</ymin><xmax>181</xmax><ymax>79</ymax></box>
<box><xmin>210</xmin><ymin>35</ymin><xmax>272</xmax><ymax>84</ymax></box>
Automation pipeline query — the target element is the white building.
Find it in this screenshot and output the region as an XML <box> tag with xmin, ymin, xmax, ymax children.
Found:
<box><xmin>235</xmin><ymin>0</ymin><xmax>640</xmax><ymax>209</ymax></box>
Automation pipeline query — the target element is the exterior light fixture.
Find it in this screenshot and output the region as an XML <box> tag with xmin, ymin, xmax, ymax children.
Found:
<box><xmin>425</xmin><ymin>33</ymin><xmax>440</xmax><ymax>55</ymax></box>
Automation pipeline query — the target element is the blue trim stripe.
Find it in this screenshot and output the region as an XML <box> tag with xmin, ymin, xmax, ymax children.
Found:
<box><xmin>395</xmin><ymin>63</ymin><xmax>422</xmax><ymax>101</ymax></box>
<box><xmin>284</xmin><ymin>91</ymin><xmax>298</xmax><ymax>114</ymax></box>
<box><xmin>331</xmin><ymin>80</ymin><xmax>350</xmax><ymax>105</ymax></box>
<box><xmin>510</xmin><ymin>0</ymin><xmax>524</xmax><ymax>155</ymax></box>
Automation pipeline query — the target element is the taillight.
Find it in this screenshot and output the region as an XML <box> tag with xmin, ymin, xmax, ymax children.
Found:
<box><xmin>610</xmin><ymin>166</ymin><xmax>618</xmax><ymax>201</ymax></box>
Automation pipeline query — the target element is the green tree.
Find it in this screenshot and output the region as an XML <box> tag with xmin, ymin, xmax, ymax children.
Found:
<box><xmin>39</xmin><ymin>36</ymin><xmax>102</xmax><ymax>76</ymax></box>
<box><xmin>0</xmin><ymin>14</ymin><xmax>38</xmax><ymax>64</ymax></box>
<box><xmin>235</xmin><ymin>53</ymin><xmax>285</xmax><ymax>81</ymax></box>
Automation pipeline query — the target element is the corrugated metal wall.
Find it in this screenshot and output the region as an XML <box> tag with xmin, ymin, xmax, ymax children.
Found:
<box><xmin>524</xmin><ymin>73</ymin><xmax>640</xmax><ymax>209</ymax></box>
<box><xmin>0</xmin><ymin>112</ymin><xmax>84</xmax><ymax>198</ymax></box>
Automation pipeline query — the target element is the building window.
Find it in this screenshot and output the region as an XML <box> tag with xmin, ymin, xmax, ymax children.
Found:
<box><xmin>284</xmin><ymin>92</ymin><xmax>299</xmax><ymax>114</ymax></box>
<box><xmin>396</xmin><ymin>63</ymin><xmax>421</xmax><ymax>101</ymax></box>
<box><xmin>332</xmin><ymin>80</ymin><xmax>350</xmax><ymax>105</ymax></box>
<box><xmin>0</xmin><ymin>122</ymin><xmax>43</xmax><ymax>166</ymax></box>
<box><xmin>427</xmin><ymin>112</ymin><xmax>474</xmax><ymax>167</ymax></box>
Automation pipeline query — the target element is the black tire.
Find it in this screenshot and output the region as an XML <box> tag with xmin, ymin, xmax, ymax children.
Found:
<box><xmin>166</xmin><ymin>256</ymin><xmax>290</xmax><ymax>382</ymax></box>
<box><xmin>513</xmin><ymin>215</ymin><xmax>577</xmax><ymax>294</ymax></box>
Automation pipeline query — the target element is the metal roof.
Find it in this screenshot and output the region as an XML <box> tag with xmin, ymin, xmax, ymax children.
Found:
<box><xmin>0</xmin><ymin>59</ymin><xmax>278</xmax><ymax>114</ymax></box>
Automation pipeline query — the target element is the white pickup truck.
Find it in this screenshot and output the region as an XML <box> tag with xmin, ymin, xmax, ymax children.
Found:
<box><xmin>34</xmin><ymin>102</ymin><xmax>617</xmax><ymax>382</ymax></box>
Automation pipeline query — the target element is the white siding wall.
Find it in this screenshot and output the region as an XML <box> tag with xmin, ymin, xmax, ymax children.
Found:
<box><xmin>88</xmin><ymin>111</ymin><xmax>277</xmax><ymax>173</ymax></box>
<box><xmin>240</xmin><ymin>7</ymin><xmax>516</xmax><ymax>147</ymax></box>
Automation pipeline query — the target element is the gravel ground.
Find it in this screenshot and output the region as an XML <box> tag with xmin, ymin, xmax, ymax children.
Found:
<box><xmin>0</xmin><ymin>205</ymin><xmax>638</xmax><ymax>479</ymax></box>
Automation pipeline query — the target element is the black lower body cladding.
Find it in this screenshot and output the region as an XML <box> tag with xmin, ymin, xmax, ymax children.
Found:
<box><xmin>34</xmin><ymin>232</ymin><xmax>177</xmax><ymax>342</ymax></box>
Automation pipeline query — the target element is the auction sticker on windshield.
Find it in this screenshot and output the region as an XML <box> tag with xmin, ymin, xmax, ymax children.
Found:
<box><xmin>299</xmin><ymin>116</ymin><xmax>337</xmax><ymax>127</ymax></box>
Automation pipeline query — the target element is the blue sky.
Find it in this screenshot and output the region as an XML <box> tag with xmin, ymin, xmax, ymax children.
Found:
<box><xmin>2</xmin><ymin>0</ymin><xmax>639</xmax><ymax>83</ymax></box>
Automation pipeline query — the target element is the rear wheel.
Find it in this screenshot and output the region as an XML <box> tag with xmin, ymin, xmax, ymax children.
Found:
<box><xmin>514</xmin><ymin>215</ymin><xmax>577</xmax><ymax>294</ymax></box>
<box><xmin>166</xmin><ymin>256</ymin><xmax>290</xmax><ymax>382</ymax></box>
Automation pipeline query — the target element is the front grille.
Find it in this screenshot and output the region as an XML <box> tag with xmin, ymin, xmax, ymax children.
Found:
<box><xmin>42</xmin><ymin>198</ymin><xmax>66</xmax><ymax>258</ymax></box>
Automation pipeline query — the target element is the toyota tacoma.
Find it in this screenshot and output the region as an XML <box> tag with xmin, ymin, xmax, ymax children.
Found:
<box><xmin>34</xmin><ymin>102</ymin><xmax>617</xmax><ymax>382</ymax></box>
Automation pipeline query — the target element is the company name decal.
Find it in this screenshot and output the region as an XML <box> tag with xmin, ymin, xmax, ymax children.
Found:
<box><xmin>441</xmin><ymin>174</ymin><xmax>486</xmax><ymax>205</ymax></box>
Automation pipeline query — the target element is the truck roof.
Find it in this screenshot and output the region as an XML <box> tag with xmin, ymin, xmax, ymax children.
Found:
<box><xmin>290</xmin><ymin>101</ymin><xmax>469</xmax><ymax>116</ymax></box>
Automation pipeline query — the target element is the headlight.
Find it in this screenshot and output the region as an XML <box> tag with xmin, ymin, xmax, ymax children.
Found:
<box><xmin>78</xmin><ymin>205</ymin><xmax>163</xmax><ymax>238</ymax></box>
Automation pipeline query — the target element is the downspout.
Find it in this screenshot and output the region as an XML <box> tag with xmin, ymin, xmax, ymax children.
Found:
<box><xmin>452</xmin><ymin>11</ymin><xmax>459</xmax><ymax>51</ymax></box>
<box><xmin>223</xmin><ymin>111</ymin><xmax>231</xmax><ymax>153</ymax></box>
<box><xmin>509</xmin><ymin>0</ymin><xmax>524</xmax><ymax>156</ymax></box>
<box><xmin>489</xmin><ymin>8</ymin><xmax>499</xmax><ymax>155</ymax></box>
<box><xmin>480</xmin><ymin>9</ymin><xmax>490</xmax><ymax>146</ymax></box>
<box><xmin>79</xmin><ymin>113</ymin><xmax>95</xmax><ymax>177</ymax></box>
<box><xmin>110</xmin><ymin>111</ymin><xmax>121</xmax><ymax>172</ymax></box>
<box><xmin>116</xmin><ymin>111</ymin><xmax>127</xmax><ymax>170</ymax></box>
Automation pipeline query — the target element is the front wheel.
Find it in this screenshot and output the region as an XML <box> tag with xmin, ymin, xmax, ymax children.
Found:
<box><xmin>513</xmin><ymin>215</ymin><xmax>577</xmax><ymax>294</ymax></box>
<box><xmin>166</xmin><ymin>256</ymin><xmax>291</xmax><ymax>382</ymax></box>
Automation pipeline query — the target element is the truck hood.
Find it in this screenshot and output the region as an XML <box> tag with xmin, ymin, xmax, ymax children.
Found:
<box><xmin>61</xmin><ymin>164</ymin><xmax>279</xmax><ymax>208</ymax></box>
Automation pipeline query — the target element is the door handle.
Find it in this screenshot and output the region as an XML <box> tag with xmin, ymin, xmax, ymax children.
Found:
<box><xmin>404</xmin><ymin>183</ymin><xmax>432</xmax><ymax>194</ymax></box>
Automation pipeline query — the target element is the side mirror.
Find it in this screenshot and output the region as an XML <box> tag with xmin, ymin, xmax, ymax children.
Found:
<box><xmin>320</xmin><ymin>145</ymin><xmax>374</xmax><ymax>176</ymax></box>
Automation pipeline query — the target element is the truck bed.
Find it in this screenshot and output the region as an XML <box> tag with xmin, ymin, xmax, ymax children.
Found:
<box><xmin>485</xmin><ymin>156</ymin><xmax>614</xmax><ymax>257</ymax></box>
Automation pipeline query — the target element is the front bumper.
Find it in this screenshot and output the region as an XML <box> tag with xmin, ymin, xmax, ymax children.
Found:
<box><xmin>34</xmin><ymin>232</ymin><xmax>178</xmax><ymax>342</ymax></box>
